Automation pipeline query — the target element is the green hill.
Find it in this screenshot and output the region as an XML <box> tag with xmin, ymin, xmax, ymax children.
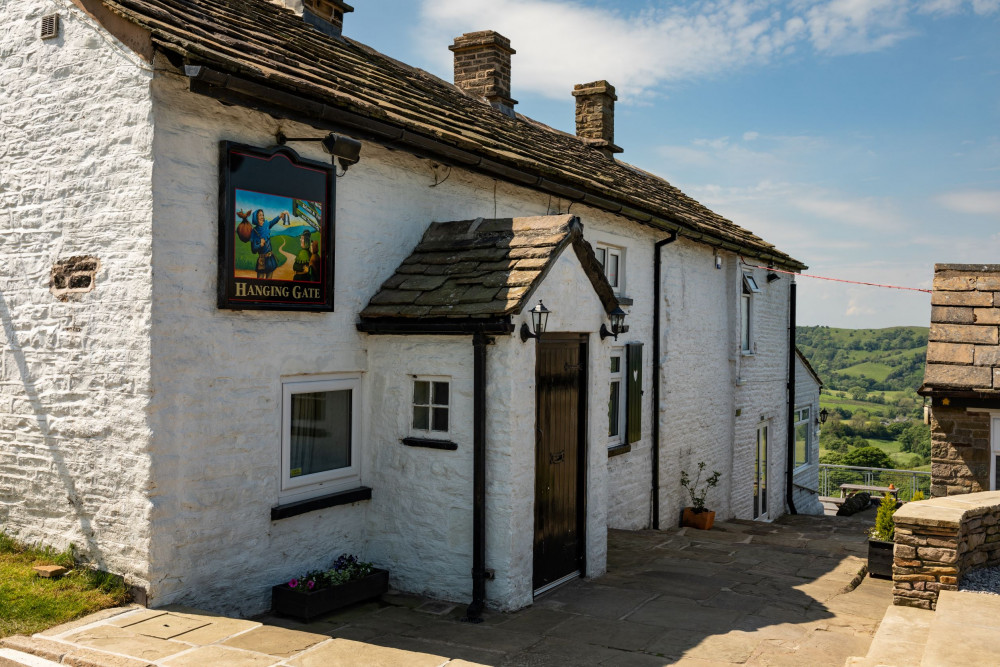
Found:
<box><xmin>797</xmin><ymin>325</ymin><xmax>928</xmax><ymax>394</ymax></box>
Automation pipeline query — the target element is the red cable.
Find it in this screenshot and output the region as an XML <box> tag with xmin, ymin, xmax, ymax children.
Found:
<box><xmin>739</xmin><ymin>259</ymin><xmax>932</xmax><ymax>294</ymax></box>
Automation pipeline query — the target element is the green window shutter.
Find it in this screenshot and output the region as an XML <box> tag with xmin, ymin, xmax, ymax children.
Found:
<box><xmin>626</xmin><ymin>342</ymin><xmax>643</xmax><ymax>444</ymax></box>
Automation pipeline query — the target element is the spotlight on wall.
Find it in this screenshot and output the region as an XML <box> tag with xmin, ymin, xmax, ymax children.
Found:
<box><xmin>600</xmin><ymin>306</ymin><xmax>627</xmax><ymax>341</ymax></box>
<box><xmin>767</xmin><ymin>271</ymin><xmax>780</xmax><ymax>283</ymax></box>
<box><xmin>520</xmin><ymin>300</ymin><xmax>551</xmax><ymax>342</ymax></box>
<box><xmin>276</xmin><ymin>131</ymin><xmax>362</xmax><ymax>171</ymax></box>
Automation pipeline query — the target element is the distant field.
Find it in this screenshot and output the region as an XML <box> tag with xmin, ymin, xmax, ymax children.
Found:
<box><xmin>838</xmin><ymin>361</ymin><xmax>893</xmax><ymax>382</ymax></box>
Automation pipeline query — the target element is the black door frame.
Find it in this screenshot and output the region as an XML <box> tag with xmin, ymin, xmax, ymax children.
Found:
<box><xmin>533</xmin><ymin>333</ymin><xmax>588</xmax><ymax>593</ymax></box>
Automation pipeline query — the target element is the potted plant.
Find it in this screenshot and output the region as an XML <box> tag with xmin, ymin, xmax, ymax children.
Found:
<box><xmin>272</xmin><ymin>554</ymin><xmax>389</xmax><ymax>620</ymax></box>
<box><xmin>680</xmin><ymin>461</ymin><xmax>722</xmax><ymax>530</ymax></box>
<box><xmin>868</xmin><ymin>496</ymin><xmax>897</xmax><ymax>579</ymax></box>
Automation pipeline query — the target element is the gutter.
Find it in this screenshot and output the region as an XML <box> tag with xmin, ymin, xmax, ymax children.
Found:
<box><xmin>182</xmin><ymin>65</ymin><xmax>806</xmax><ymax>273</ymax></box>
<box><xmin>652</xmin><ymin>231</ymin><xmax>678</xmax><ymax>529</ymax></box>
<box><xmin>785</xmin><ymin>281</ymin><xmax>797</xmax><ymax>515</ymax></box>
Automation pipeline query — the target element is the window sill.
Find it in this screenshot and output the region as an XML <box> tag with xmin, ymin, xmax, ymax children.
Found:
<box><xmin>741</xmin><ymin>350</ymin><xmax>755</xmax><ymax>357</ymax></box>
<box><xmin>616</xmin><ymin>296</ymin><xmax>634</xmax><ymax>306</ymax></box>
<box><xmin>271</xmin><ymin>486</ymin><xmax>372</xmax><ymax>521</ymax></box>
<box><xmin>401</xmin><ymin>437</ymin><xmax>458</xmax><ymax>451</ymax></box>
<box><xmin>607</xmin><ymin>443</ymin><xmax>632</xmax><ymax>458</ymax></box>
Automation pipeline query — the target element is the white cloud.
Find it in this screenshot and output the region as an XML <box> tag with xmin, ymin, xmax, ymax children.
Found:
<box><xmin>416</xmin><ymin>0</ymin><xmax>998</xmax><ymax>100</ymax></box>
<box><xmin>791</xmin><ymin>194</ymin><xmax>907</xmax><ymax>230</ymax></box>
<box><xmin>936</xmin><ymin>190</ymin><xmax>1000</xmax><ymax>216</ymax></box>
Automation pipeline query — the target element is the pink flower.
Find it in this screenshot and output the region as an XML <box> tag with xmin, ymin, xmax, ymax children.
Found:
<box><xmin>288</xmin><ymin>578</ymin><xmax>299</xmax><ymax>588</ymax></box>
<box><xmin>307</xmin><ymin>580</ymin><xmax>315</xmax><ymax>590</ymax></box>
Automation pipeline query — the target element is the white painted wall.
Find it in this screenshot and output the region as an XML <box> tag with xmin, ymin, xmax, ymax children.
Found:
<box><xmin>0</xmin><ymin>0</ymin><xmax>155</xmax><ymax>588</ymax></box>
<box><xmin>793</xmin><ymin>353</ymin><xmax>824</xmax><ymax>514</ymax></box>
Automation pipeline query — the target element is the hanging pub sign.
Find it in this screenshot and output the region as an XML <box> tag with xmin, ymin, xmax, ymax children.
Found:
<box><xmin>218</xmin><ymin>142</ymin><xmax>335</xmax><ymax>311</ymax></box>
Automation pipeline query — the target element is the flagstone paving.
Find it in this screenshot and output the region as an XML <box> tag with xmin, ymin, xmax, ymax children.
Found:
<box><xmin>1</xmin><ymin>512</ymin><xmax>893</xmax><ymax>666</ymax></box>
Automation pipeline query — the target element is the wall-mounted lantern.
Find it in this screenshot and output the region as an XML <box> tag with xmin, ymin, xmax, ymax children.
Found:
<box><xmin>818</xmin><ymin>408</ymin><xmax>829</xmax><ymax>425</ymax></box>
<box><xmin>520</xmin><ymin>301</ymin><xmax>551</xmax><ymax>342</ymax></box>
<box><xmin>600</xmin><ymin>306</ymin><xmax>627</xmax><ymax>341</ymax></box>
<box><xmin>767</xmin><ymin>271</ymin><xmax>780</xmax><ymax>283</ymax></box>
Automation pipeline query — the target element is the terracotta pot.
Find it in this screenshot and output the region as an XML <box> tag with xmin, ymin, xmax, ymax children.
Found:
<box><xmin>681</xmin><ymin>507</ymin><xmax>715</xmax><ymax>530</ymax></box>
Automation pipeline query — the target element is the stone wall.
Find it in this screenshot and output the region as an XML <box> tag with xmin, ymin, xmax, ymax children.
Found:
<box><xmin>929</xmin><ymin>404</ymin><xmax>991</xmax><ymax>497</ymax></box>
<box><xmin>893</xmin><ymin>491</ymin><xmax>1000</xmax><ymax>609</ymax></box>
<box><xmin>0</xmin><ymin>0</ymin><xmax>155</xmax><ymax>589</ymax></box>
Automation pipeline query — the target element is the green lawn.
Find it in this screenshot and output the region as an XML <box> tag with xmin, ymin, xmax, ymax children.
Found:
<box><xmin>838</xmin><ymin>361</ymin><xmax>893</xmax><ymax>382</ymax></box>
<box><xmin>0</xmin><ymin>534</ymin><xmax>130</xmax><ymax>639</ymax></box>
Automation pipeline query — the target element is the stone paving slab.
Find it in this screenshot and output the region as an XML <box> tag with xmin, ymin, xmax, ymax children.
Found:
<box><xmin>15</xmin><ymin>513</ymin><xmax>890</xmax><ymax>667</ymax></box>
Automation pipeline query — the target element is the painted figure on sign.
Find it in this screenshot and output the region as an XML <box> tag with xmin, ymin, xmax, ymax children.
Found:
<box><xmin>292</xmin><ymin>230</ymin><xmax>313</xmax><ymax>282</ymax></box>
<box><xmin>250</xmin><ymin>208</ymin><xmax>288</xmax><ymax>279</ymax></box>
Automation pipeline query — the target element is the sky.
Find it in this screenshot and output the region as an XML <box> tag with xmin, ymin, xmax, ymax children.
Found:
<box><xmin>345</xmin><ymin>0</ymin><xmax>1000</xmax><ymax>329</ymax></box>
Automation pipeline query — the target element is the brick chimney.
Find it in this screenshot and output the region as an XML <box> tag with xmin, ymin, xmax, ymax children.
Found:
<box><xmin>572</xmin><ymin>80</ymin><xmax>622</xmax><ymax>159</ymax></box>
<box><xmin>449</xmin><ymin>31</ymin><xmax>517</xmax><ymax>117</ymax></box>
<box><xmin>301</xmin><ymin>0</ymin><xmax>353</xmax><ymax>38</ymax></box>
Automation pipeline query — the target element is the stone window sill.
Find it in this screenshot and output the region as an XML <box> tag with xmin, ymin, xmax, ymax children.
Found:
<box><xmin>271</xmin><ymin>486</ymin><xmax>372</xmax><ymax>521</ymax></box>
<box><xmin>401</xmin><ymin>437</ymin><xmax>458</xmax><ymax>451</ymax></box>
<box><xmin>607</xmin><ymin>443</ymin><xmax>632</xmax><ymax>458</ymax></box>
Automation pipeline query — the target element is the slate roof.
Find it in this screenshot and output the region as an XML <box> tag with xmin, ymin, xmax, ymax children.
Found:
<box><xmin>359</xmin><ymin>215</ymin><xmax>617</xmax><ymax>322</ymax></box>
<box><xmin>99</xmin><ymin>0</ymin><xmax>805</xmax><ymax>270</ymax></box>
<box><xmin>920</xmin><ymin>264</ymin><xmax>1000</xmax><ymax>397</ymax></box>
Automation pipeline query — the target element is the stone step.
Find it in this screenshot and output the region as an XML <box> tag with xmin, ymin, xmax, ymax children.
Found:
<box><xmin>0</xmin><ymin>647</ymin><xmax>62</xmax><ymax>667</ymax></box>
<box><xmin>844</xmin><ymin>603</ymin><xmax>934</xmax><ymax>667</ymax></box>
<box><xmin>920</xmin><ymin>590</ymin><xmax>1000</xmax><ymax>667</ymax></box>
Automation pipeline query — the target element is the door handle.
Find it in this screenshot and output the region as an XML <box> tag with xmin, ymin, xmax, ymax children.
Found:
<box><xmin>549</xmin><ymin>450</ymin><xmax>565</xmax><ymax>464</ymax></box>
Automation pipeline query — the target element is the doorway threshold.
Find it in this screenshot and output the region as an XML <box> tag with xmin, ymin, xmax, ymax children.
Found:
<box><xmin>533</xmin><ymin>570</ymin><xmax>581</xmax><ymax>597</ymax></box>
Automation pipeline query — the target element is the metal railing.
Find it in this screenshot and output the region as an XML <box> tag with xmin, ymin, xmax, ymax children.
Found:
<box><xmin>819</xmin><ymin>464</ymin><xmax>931</xmax><ymax>501</ymax></box>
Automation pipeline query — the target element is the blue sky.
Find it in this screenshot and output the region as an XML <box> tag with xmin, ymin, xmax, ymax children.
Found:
<box><xmin>347</xmin><ymin>0</ymin><xmax>1000</xmax><ymax>329</ymax></box>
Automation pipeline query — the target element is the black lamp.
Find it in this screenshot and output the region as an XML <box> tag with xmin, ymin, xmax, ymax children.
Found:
<box><xmin>520</xmin><ymin>301</ymin><xmax>550</xmax><ymax>342</ymax></box>
<box><xmin>276</xmin><ymin>131</ymin><xmax>362</xmax><ymax>171</ymax></box>
<box><xmin>600</xmin><ymin>306</ymin><xmax>627</xmax><ymax>340</ymax></box>
<box><xmin>819</xmin><ymin>408</ymin><xmax>829</xmax><ymax>425</ymax></box>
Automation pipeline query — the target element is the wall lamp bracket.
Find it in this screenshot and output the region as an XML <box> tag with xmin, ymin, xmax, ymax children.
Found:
<box><xmin>520</xmin><ymin>300</ymin><xmax>550</xmax><ymax>342</ymax></box>
<box><xmin>276</xmin><ymin>131</ymin><xmax>362</xmax><ymax>171</ymax></box>
<box><xmin>599</xmin><ymin>306</ymin><xmax>628</xmax><ymax>341</ymax></box>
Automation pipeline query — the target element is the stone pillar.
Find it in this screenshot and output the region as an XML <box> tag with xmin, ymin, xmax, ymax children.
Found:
<box><xmin>449</xmin><ymin>31</ymin><xmax>517</xmax><ymax>117</ymax></box>
<box><xmin>929</xmin><ymin>404</ymin><xmax>990</xmax><ymax>497</ymax></box>
<box><xmin>572</xmin><ymin>80</ymin><xmax>623</xmax><ymax>159</ymax></box>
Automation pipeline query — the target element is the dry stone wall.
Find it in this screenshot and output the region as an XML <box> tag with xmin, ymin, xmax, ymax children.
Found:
<box><xmin>929</xmin><ymin>404</ymin><xmax>991</xmax><ymax>497</ymax></box>
<box><xmin>893</xmin><ymin>491</ymin><xmax>1000</xmax><ymax>609</ymax></box>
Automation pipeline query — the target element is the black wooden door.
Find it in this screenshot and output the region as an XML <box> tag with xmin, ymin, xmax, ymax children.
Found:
<box><xmin>534</xmin><ymin>336</ymin><xmax>586</xmax><ymax>591</ymax></box>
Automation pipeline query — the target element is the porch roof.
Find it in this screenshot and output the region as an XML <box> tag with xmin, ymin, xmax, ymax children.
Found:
<box><xmin>358</xmin><ymin>215</ymin><xmax>617</xmax><ymax>330</ymax></box>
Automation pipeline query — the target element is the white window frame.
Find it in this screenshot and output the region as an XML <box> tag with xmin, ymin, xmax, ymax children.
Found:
<box><xmin>608</xmin><ymin>348</ymin><xmax>626</xmax><ymax>447</ymax></box>
<box><xmin>411</xmin><ymin>375</ymin><xmax>451</xmax><ymax>437</ymax></box>
<box><xmin>595</xmin><ymin>243</ymin><xmax>625</xmax><ymax>295</ymax></box>
<box><xmin>741</xmin><ymin>272</ymin><xmax>760</xmax><ymax>354</ymax></box>
<box><xmin>280</xmin><ymin>374</ymin><xmax>362</xmax><ymax>501</ymax></box>
<box><xmin>794</xmin><ymin>406</ymin><xmax>811</xmax><ymax>468</ymax></box>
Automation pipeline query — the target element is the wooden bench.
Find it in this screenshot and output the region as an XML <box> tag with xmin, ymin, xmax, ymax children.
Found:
<box><xmin>839</xmin><ymin>483</ymin><xmax>899</xmax><ymax>503</ymax></box>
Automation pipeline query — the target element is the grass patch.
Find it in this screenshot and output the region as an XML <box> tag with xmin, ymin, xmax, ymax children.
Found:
<box><xmin>0</xmin><ymin>534</ymin><xmax>131</xmax><ymax>639</ymax></box>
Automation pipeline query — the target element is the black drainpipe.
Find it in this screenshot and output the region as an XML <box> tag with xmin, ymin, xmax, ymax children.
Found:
<box><xmin>464</xmin><ymin>332</ymin><xmax>489</xmax><ymax>622</ymax></box>
<box><xmin>785</xmin><ymin>281</ymin><xmax>798</xmax><ymax>515</ymax></box>
<box><xmin>652</xmin><ymin>231</ymin><xmax>678</xmax><ymax>530</ymax></box>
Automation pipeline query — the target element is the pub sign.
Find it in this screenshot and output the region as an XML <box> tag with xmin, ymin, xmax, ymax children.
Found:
<box><xmin>218</xmin><ymin>142</ymin><xmax>335</xmax><ymax>311</ymax></box>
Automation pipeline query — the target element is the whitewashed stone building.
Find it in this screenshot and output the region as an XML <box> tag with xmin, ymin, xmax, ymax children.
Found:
<box><xmin>0</xmin><ymin>0</ymin><xmax>812</xmax><ymax>615</ymax></box>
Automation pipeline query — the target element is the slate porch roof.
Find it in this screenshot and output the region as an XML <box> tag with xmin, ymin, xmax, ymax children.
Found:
<box><xmin>98</xmin><ymin>0</ymin><xmax>805</xmax><ymax>271</ymax></box>
<box><xmin>920</xmin><ymin>264</ymin><xmax>1000</xmax><ymax>397</ymax></box>
<box><xmin>358</xmin><ymin>215</ymin><xmax>617</xmax><ymax>325</ymax></box>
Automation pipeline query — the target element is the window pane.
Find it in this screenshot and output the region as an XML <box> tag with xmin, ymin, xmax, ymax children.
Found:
<box><xmin>795</xmin><ymin>423</ymin><xmax>808</xmax><ymax>465</ymax></box>
<box><xmin>741</xmin><ymin>295</ymin><xmax>750</xmax><ymax>350</ymax></box>
<box><xmin>607</xmin><ymin>253</ymin><xmax>619</xmax><ymax>287</ymax></box>
<box><xmin>413</xmin><ymin>405</ymin><xmax>429</xmax><ymax>430</ymax></box>
<box><xmin>610</xmin><ymin>356</ymin><xmax>620</xmax><ymax>373</ymax></box>
<box><xmin>432</xmin><ymin>407</ymin><xmax>449</xmax><ymax>432</ymax></box>
<box><xmin>609</xmin><ymin>380</ymin><xmax>620</xmax><ymax>437</ymax></box>
<box><xmin>413</xmin><ymin>381</ymin><xmax>429</xmax><ymax>405</ymax></box>
<box><xmin>432</xmin><ymin>382</ymin><xmax>449</xmax><ymax>406</ymax></box>
<box><xmin>595</xmin><ymin>247</ymin><xmax>606</xmax><ymax>269</ymax></box>
<box><xmin>290</xmin><ymin>390</ymin><xmax>351</xmax><ymax>477</ymax></box>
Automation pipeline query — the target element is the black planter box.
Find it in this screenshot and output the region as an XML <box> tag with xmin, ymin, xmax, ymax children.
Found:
<box><xmin>271</xmin><ymin>569</ymin><xmax>389</xmax><ymax>620</ymax></box>
<box><xmin>868</xmin><ymin>539</ymin><xmax>894</xmax><ymax>579</ymax></box>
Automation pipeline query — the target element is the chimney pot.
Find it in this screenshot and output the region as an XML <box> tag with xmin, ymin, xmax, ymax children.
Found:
<box><xmin>572</xmin><ymin>80</ymin><xmax>622</xmax><ymax>159</ymax></box>
<box><xmin>449</xmin><ymin>31</ymin><xmax>517</xmax><ymax>117</ymax></box>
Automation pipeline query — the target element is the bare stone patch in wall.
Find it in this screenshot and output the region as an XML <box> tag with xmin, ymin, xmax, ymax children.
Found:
<box><xmin>51</xmin><ymin>256</ymin><xmax>100</xmax><ymax>300</ymax></box>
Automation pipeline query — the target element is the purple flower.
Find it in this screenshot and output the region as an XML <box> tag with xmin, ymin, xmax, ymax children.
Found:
<box><xmin>307</xmin><ymin>580</ymin><xmax>315</xmax><ymax>590</ymax></box>
<box><xmin>288</xmin><ymin>578</ymin><xmax>299</xmax><ymax>588</ymax></box>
